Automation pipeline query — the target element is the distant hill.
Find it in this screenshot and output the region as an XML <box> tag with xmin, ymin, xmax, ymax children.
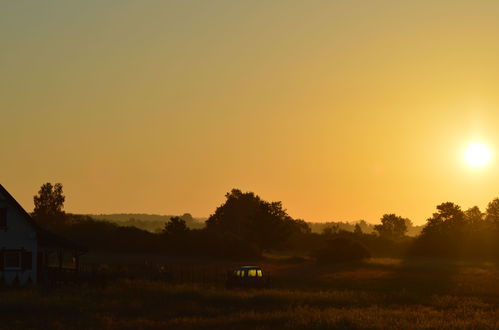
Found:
<box><xmin>87</xmin><ymin>213</ymin><xmax>206</xmax><ymax>233</ymax></box>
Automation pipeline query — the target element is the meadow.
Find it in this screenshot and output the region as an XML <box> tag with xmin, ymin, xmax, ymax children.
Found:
<box><xmin>2</xmin><ymin>257</ymin><xmax>499</xmax><ymax>329</ymax></box>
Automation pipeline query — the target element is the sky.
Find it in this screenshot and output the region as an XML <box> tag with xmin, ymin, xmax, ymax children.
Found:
<box><xmin>2</xmin><ymin>0</ymin><xmax>499</xmax><ymax>224</ymax></box>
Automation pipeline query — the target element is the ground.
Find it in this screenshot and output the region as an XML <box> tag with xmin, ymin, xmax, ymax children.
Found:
<box><xmin>2</xmin><ymin>256</ymin><xmax>499</xmax><ymax>329</ymax></box>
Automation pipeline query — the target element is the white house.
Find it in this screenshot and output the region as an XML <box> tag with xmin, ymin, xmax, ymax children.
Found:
<box><xmin>0</xmin><ymin>184</ymin><xmax>86</xmax><ymax>286</ymax></box>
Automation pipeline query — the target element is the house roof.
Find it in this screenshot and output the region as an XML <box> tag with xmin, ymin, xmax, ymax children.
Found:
<box><xmin>0</xmin><ymin>184</ymin><xmax>86</xmax><ymax>252</ymax></box>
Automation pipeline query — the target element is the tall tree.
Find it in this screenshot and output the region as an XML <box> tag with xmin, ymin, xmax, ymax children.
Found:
<box><xmin>206</xmin><ymin>189</ymin><xmax>310</xmax><ymax>251</ymax></box>
<box><xmin>422</xmin><ymin>202</ymin><xmax>466</xmax><ymax>236</ymax></box>
<box><xmin>486</xmin><ymin>198</ymin><xmax>499</xmax><ymax>224</ymax></box>
<box><xmin>374</xmin><ymin>214</ymin><xmax>408</xmax><ymax>240</ymax></box>
<box><xmin>411</xmin><ymin>202</ymin><xmax>468</xmax><ymax>257</ymax></box>
<box><xmin>465</xmin><ymin>206</ymin><xmax>484</xmax><ymax>225</ymax></box>
<box><xmin>33</xmin><ymin>183</ymin><xmax>66</xmax><ymax>227</ymax></box>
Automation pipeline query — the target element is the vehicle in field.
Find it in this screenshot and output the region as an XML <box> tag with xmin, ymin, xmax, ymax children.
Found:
<box><xmin>225</xmin><ymin>266</ymin><xmax>269</xmax><ymax>289</ymax></box>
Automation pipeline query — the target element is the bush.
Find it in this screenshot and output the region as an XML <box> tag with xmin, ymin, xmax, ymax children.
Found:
<box><xmin>313</xmin><ymin>237</ymin><xmax>371</xmax><ymax>263</ymax></box>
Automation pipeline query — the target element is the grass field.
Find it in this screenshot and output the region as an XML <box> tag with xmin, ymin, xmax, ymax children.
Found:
<box><xmin>2</xmin><ymin>258</ymin><xmax>499</xmax><ymax>329</ymax></box>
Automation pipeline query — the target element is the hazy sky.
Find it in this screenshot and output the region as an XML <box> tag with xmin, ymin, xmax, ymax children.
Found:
<box><xmin>2</xmin><ymin>0</ymin><xmax>499</xmax><ymax>224</ymax></box>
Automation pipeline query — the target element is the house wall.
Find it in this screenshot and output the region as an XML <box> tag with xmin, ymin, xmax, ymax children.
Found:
<box><xmin>0</xmin><ymin>192</ymin><xmax>37</xmax><ymax>285</ymax></box>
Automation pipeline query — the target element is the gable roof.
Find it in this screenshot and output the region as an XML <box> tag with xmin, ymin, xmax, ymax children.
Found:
<box><xmin>0</xmin><ymin>184</ymin><xmax>86</xmax><ymax>252</ymax></box>
<box><xmin>0</xmin><ymin>184</ymin><xmax>42</xmax><ymax>229</ymax></box>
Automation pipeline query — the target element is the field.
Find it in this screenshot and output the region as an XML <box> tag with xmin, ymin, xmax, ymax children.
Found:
<box><xmin>3</xmin><ymin>257</ymin><xmax>499</xmax><ymax>329</ymax></box>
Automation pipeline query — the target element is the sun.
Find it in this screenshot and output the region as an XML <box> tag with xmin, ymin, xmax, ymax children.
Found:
<box><xmin>464</xmin><ymin>143</ymin><xmax>491</xmax><ymax>167</ymax></box>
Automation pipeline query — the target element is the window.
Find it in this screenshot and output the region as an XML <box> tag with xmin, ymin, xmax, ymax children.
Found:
<box><xmin>4</xmin><ymin>251</ymin><xmax>20</xmax><ymax>269</ymax></box>
<box><xmin>22</xmin><ymin>252</ymin><xmax>32</xmax><ymax>270</ymax></box>
<box><xmin>257</xmin><ymin>270</ymin><xmax>263</xmax><ymax>277</ymax></box>
<box><xmin>0</xmin><ymin>208</ymin><xmax>6</xmax><ymax>228</ymax></box>
<box><xmin>248</xmin><ymin>269</ymin><xmax>257</xmax><ymax>277</ymax></box>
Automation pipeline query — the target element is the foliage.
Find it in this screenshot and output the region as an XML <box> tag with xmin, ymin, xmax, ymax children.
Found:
<box><xmin>32</xmin><ymin>184</ymin><xmax>499</xmax><ymax>262</ymax></box>
<box><xmin>354</xmin><ymin>224</ymin><xmax>363</xmax><ymax>235</ymax></box>
<box><xmin>206</xmin><ymin>189</ymin><xmax>311</xmax><ymax>251</ymax></box>
<box><xmin>410</xmin><ymin>201</ymin><xmax>499</xmax><ymax>258</ymax></box>
<box><xmin>311</xmin><ymin>220</ymin><xmax>424</xmax><ymax>237</ymax></box>
<box><xmin>322</xmin><ymin>224</ymin><xmax>340</xmax><ymax>236</ymax></box>
<box><xmin>163</xmin><ymin>216</ymin><xmax>189</xmax><ymax>236</ymax></box>
<box><xmin>485</xmin><ymin>198</ymin><xmax>499</xmax><ymax>224</ymax></box>
<box><xmin>89</xmin><ymin>213</ymin><xmax>206</xmax><ymax>232</ymax></box>
<box><xmin>32</xmin><ymin>182</ymin><xmax>66</xmax><ymax>227</ymax></box>
<box><xmin>374</xmin><ymin>214</ymin><xmax>408</xmax><ymax>240</ymax></box>
<box><xmin>54</xmin><ymin>215</ymin><xmax>260</xmax><ymax>259</ymax></box>
<box><xmin>59</xmin><ymin>215</ymin><xmax>159</xmax><ymax>253</ymax></box>
<box><xmin>313</xmin><ymin>237</ymin><xmax>371</xmax><ymax>263</ymax></box>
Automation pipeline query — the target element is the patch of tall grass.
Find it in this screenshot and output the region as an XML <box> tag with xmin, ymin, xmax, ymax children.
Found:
<box><xmin>3</xmin><ymin>258</ymin><xmax>499</xmax><ymax>329</ymax></box>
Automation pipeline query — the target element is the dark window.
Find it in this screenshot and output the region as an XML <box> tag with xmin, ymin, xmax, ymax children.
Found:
<box><xmin>4</xmin><ymin>251</ymin><xmax>20</xmax><ymax>268</ymax></box>
<box><xmin>22</xmin><ymin>252</ymin><xmax>32</xmax><ymax>270</ymax></box>
<box><xmin>0</xmin><ymin>208</ymin><xmax>6</xmax><ymax>228</ymax></box>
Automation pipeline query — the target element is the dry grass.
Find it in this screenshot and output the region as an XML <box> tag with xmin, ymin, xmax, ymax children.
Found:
<box><xmin>2</xmin><ymin>258</ymin><xmax>499</xmax><ymax>329</ymax></box>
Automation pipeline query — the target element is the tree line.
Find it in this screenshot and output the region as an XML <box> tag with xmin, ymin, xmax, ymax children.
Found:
<box><xmin>31</xmin><ymin>183</ymin><xmax>499</xmax><ymax>261</ymax></box>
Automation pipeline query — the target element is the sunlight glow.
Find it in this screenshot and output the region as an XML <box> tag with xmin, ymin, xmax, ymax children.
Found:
<box><xmin>464</xmin><ymin>143</ymin><xmax>491</xmax><ymax>168</ymax></box>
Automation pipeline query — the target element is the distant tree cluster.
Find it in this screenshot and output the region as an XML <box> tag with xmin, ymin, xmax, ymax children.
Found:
<box><xmin>410</xmin><ymin>200</ymin><xmax>499</xmax><ymax>258</ymax></box>
<box><xmin>315</xmin><ymin>213</ymin><xmax>413</xmax><ymax>262</ymax></box>
<box><xmin>90</xmin><ymin>213</ymin><xmax>206</xmax><ymax>233</ymax></box>
<box><xmin>31</xmin><ymin>183</ymin><xmax>499</xmax><ymax>262</ymax></box>
<box><xmin>310</xmin><ymin>219</ymin><xmax>422</xmax><ymax>237</ymax></box>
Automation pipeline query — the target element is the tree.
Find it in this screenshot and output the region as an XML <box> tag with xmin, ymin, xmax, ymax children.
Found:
<box><xmin>374</xmin><ymin>214</ymin><xmax>408</xmax><ymax>240</ymax></box>
<box><xmin>357</xmin><ymin>220</ymin><xmax>370</xmax><ymax>233</ymax></box>
<box><xmin>411</xmin><ymin>202</ymin><xmax>468</xmax><ymax>257</ymax></box>
<box><xmin>323</xmin><ymin>224</ymin><xmax>339</xmax><ymax>236</ymax></box>
<box><xmin>486</xmin><ymin>198</ymin><xmax>499</xmax><ymax>224</ymax></box>
<box><xmin>354</xmin><ymin>223</ymin><xmax>363</xmax><ymax>235</ymax></box>
<box><xmin>206</xmin><ymin>189</ymin><xmax>310</xmax><ymax>251</ymax></box>
<box><xmin>465</xmin><ymin>206</ymin><xmax>484</xmax><ymax>225</ymax></box>
<box><xmin>422</xmin><ymin>202</ymin><xmax>466</xmax><ymax>237</ymax></box>
<box><xmin>33</xmin><ymin>183</ymin><xmax>66</xmax><ymax>227</ymax></box>
<box><xmin>163</xmin><ymin>216</ymin><xmax>189</xmax><ymax>236</ymax></box>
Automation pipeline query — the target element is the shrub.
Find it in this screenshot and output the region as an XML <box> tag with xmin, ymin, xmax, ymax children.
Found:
<box><xmin>313</xmin><ymin>237</ymin><xmax>371</xmax><ymax>263</ymax></box>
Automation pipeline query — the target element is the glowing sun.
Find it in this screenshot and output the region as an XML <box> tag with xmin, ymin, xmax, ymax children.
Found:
<box><xmin>464</xmin><ymin>143</ymin><xmax>491</xmax><ymax>167</ymax></box>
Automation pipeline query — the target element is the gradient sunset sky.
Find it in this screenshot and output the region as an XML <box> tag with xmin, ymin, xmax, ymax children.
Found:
<box><xmin>2</xmin><ymin>1</ymin><xmax>499</xmax><ymax>224</ymax></box>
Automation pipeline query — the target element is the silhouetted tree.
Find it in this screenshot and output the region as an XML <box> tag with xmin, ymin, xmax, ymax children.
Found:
<box><xmin>465</xmin><ymin>206</ymin><xmax>484</xmax><ymax>225</ymax></box>
<box><xmin>33</xmin><ymin>182</ymin><xmax>66</xmax><ymax>227</ymax></box>
<box><xmin>357</xmin><ymin>220</ymin><xmax>374</xmax><ymax>234</ymax></box>
<box><xmin>206</xmin><ymin>189</ymin><xmax>310</xmax><ymax>251</ymax></box>
<box><xmin>163</xmin><ymin>216</ymin><xmax>189</xmax><ymax>236</ymax></box>
<box><xmin>374</xmin><ymin>214</ymin><xmax>408</xmax><ymax>240</ymax></box>
<box><xmin>322</xmin><ymin>224</ymin><xmax>340</xmax><ymax>236</ymax></box>
<box><xmin>354</xmin><ymin>223</ymin><xmax>363</xmax><ymax>235</ymax></box>
<box><xmin>422</xmin><ymin>202</ymin><xmax>465</xmax><ymax>236</ymax></box>
<box><xmin>486</xmin><ymin>198</ymin><xmax>499</xmax><ymax>224</ymax></box>
<box><xmin>410</xmin><ymin>202</ymin><xmax>471</xmax><ymax>257</ymax></box>
<box><xmin>180</xmin><ymin>213</ymin><xmax>193</xmax><ymax>222</ymax></box>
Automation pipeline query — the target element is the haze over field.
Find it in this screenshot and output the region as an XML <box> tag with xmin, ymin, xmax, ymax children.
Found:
<box><xmin>2</xmin><ymin>1</ymin><xmax>499</xmax><ymax>224</ymax></box>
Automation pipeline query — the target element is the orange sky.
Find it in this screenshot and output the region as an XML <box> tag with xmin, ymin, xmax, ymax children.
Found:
<box><xmin>2</xmin><ymin>1</ymin><xmax>499</xmax><ymax>224</ymax></box>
